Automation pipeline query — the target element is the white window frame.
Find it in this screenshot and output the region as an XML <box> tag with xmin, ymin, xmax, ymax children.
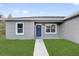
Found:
<box><xmin>45</xmin><ymin>24</ymin><xmax>57</xmax><ymax>34</ymax></box>
<box><xmin>16</xmin><ymin>22</ymin><xmax>24</xmax><ymax>35</ymax></box>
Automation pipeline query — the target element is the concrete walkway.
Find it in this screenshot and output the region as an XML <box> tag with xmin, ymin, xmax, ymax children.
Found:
<box><xmin>33</xmin><ymin>39</ymin><xmax>49</xmax><ymax>56</ymax></box>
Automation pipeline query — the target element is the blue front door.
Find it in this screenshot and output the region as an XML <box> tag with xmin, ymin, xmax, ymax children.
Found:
<box><xmin>36</xmin><ymin>25</ymin><xmax>42</xmax><ymax>38</ymax></box>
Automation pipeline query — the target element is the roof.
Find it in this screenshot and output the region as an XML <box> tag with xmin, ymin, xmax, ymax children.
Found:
<box><xmin>64</xmin><ymin>11</ymin><xmax>79</xmax><ymax>20</ymax></box>
<box><xmin>6</xmin><ymin>16</ymin><xmax>65</xmax><ymax>21</ymax></box>
<box><xmin>1</xmin><ymin>11</ymin><xmax>79</xmax><ymax>21</ymax></box>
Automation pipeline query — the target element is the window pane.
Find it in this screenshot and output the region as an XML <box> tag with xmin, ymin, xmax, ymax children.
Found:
<box><xmin>51</xmin><ymin>25</ymin><xmax>55</xmax><ymax>29</ymax></box>
<box><xmin>46</xmin><ymin>29</ymin><xmax>50</xmax><ymax>32</ymax></box>
<box><xmin>18</xmin><ymin>28</ymin><xmax>23</xmax><ymax>33</ymax></box>
<box><xmin>51</xmin><ymin>29</ymin><xmax>55</xmax><ymax>32</ymax></box>
<box><xmin>46</xmin><ymin>25</ymin><xmax>50</xmax><ymax>29</ymax></box>
<box><xmin>18</xmin><ymin>24</ymin><xmax>23</xmax><ymax>28</ymax></box>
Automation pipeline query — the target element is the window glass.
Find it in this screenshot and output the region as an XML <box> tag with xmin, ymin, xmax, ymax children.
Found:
<box><xmin>17</xmin><ymin>23</ymin><xmax>23</xmax><ymax>34</ymax></box>
<box><xmin>51</xmin><ymin>25</ymin><xmax>55</xmax><ymax>32</ymax></box>
<box><xmin>51</xmin><ymin>25</ymin><xmax>55</xmax><ymax>29</ymax></box>
<box><xmin>18</xmin><ymin>28</ymin><xmax>23</xmax><ymax>33</ymax></box>
<box><xmin>51</xmin><ymin>29</ymin><xmax>55</xmax><ymax>32</ymax></box>
<box><xmin>46</xmin><ymin>29</ymin><xmax>50</xmax><ymax>32</ymax></box>
<box><xmin>45</xmin><ymin>24</ymin><xmax>57</xmax><ymax>34</ymax></box>
<box><xmin>46</xmin><ymin>25</ymin><xmax>50</xmax><ymax>29</ymax></box>
<box><xmin>18</xmin><ymin>24</ymin><xmax>23</xmax><ymax>28</ymax></box>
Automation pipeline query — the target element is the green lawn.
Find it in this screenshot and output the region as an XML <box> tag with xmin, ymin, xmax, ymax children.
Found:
<box><xmin>0</xmin><ymin>38</ymin><xmax>35</xmax><ymax>56</ymax></box>
<box><xmin>44</xmin><ymin>39</ymin><xmax>79</xmax><ymax>56</ymax></box>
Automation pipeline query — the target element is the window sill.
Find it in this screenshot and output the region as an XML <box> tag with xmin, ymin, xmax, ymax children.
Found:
<box><xmin>16</xmin><ymin>33</ymin><xmax>24</xmax><ymax>35</ymax></box>
<box><xmin>45</xmin><ymin>32</ymin><xmax>57</xmax><ymax>34</ymax></box>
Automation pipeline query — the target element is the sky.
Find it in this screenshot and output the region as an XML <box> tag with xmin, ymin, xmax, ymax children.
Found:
<box><xmin>0</xmin><ymin>3</ymin><xmax>79</xmax><ymax>17</ymax></box>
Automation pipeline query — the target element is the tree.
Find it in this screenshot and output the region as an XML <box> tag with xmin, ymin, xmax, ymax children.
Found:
<box><xmin>0</xmin><ymin>15</ymin><xmax>3</xmax><ymax>18</ymax></box>
<box><xmin>8</xmin><ymin>14</ymin><xmax>12</xmax><ymax>18</ymax></box>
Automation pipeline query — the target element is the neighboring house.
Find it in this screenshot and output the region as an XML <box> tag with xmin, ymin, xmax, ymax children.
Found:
<box><xmin>1</xmin><ymin>11</ymin><xmax>79</xmax><ymax>43</ymax></box>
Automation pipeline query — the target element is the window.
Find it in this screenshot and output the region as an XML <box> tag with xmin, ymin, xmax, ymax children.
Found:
<box><xmin>45</xmin><ymin>24</ymin><xmax>57</xmax><ymax>34</ymax></box>
<box><xmin>16</xmin><ymin>22</ymin><xmax>24</xmax><ymax>35</ymax></box>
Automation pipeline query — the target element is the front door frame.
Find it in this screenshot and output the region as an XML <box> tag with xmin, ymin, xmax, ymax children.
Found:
<box><xmin>35</xmin><ymin>24</ymin><xmax>43</xmax><ymax>39</ymax></box>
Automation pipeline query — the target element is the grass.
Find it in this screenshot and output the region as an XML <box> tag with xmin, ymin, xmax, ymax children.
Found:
<box><xmin>44</xmin><ymin>39</ymin><xmax>79</xmax><ymax>56</ymax></box>
<box><xmin>0</xmin><ymin>21</ymin><xmax>35</xmax><ymax>56</ymax></box>
<box><xmin>0</xmin><ymin>38</ymin><xmax>35</xmax><ymax>56</ymax></box>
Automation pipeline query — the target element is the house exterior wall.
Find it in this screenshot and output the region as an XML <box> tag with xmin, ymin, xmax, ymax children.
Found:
<box><xmin>5</xmin><ymin>16</ymin><xmax>79</xmax><ymax>42</ymax></box>
<box><xmin>6</xmin><ymin>21</ymin><xmax>34</xmax><ymax>39</ymax></box>
<box><xmin>60</xmin><ymin>16</ymin><xmax>79</xmax><ymax>43</ymax></box>
<box><xmin>6</xmin><ymin>21</ymin><xmax>61</xmax><ymax>39</ymax></box>
<box><xmin>35</xmin><ymin>22</ymin><xmax>61</xmax><ymax>39</ymax></box>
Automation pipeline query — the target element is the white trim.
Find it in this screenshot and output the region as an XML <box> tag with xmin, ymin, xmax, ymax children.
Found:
<box><xmin>36</xmin><ymin>24</ymin><xmax>43</xmax><ymax>38</ymax></box>
<box><xmin>16</xmin><ymin>22</ymin><xmax>24</xmax><ymax>35</ymax></box>
<box><xmin>45</xmin><ymin>24</ymin><xmax>57</xmax><ymax>34</ymax></box>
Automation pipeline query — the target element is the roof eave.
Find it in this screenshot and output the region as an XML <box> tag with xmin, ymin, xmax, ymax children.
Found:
<box><xmin>64</xmin><ymin>11</ymin><xmax>79</xmax><ymax>20</ymax></box>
